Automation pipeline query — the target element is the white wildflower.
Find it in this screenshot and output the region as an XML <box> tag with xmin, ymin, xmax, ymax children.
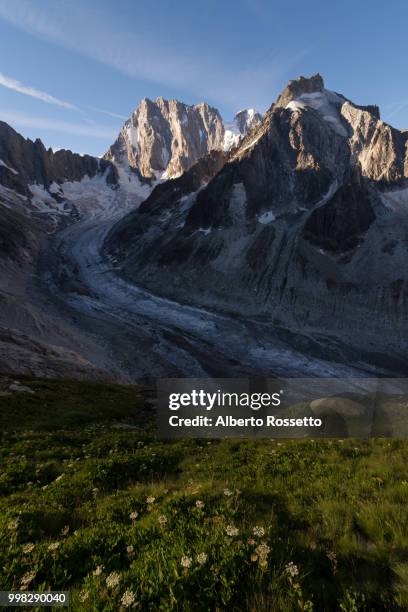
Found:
<box><xmin>106</xmin><ymin>571</ymin><xmax>121</xmax><ymax>589</ymax></box>
<box><xmin>195</xmin><ymin>500</ymin><xmax>205</xmax><ymax>509</ymax></box>
<box><xmin>7</xmin><ymin>518</ymin><xmax>19</xmax><ymax>531</ymax></box>
<box><xmin>196</xmin><ymin>552</ymin><xmax>207</xmax><ymax>565</ymax></box>
<box><xmin>225</xmin><ymin>525</ymin><xmax>239</xmax><ymax>537</ymax></box>
<box><xmin>121</xmin><ymin>590</ymin><xmax>136</xmax><ymax>607</ymax></box>
<box><xmin>181</xmin><ymin>555</ymin><xmax>192</xmax><ymax>569</ymax></box>
<box><xmin>285</xmin><ymin>561</ymin><xmax>299</xmax><ymax>578</ymax></box>
<box><xmin>253</xmin><ymin>526</ymin><xmax>265</xmax><ymax>537</ymax></box>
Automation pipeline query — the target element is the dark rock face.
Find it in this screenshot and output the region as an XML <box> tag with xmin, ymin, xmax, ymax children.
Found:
<box><xmin>0</xmin><ymin>193</ymin><xmax>41</xmax><ymax>265</ymax></box>
<box><xmin>245</xmin><ymin>225</ymin><xmax>276</xmax><ymax>269</ymax></box>
<box><xmin>106</xmin><ymin>75</ymin><xmax>408</xmax><ymax>370</ymax></box>
<box><xmin>0</xmin><ymin>121</ymin><xmax>117</xmax><ymax>197</ymax></box>
<box><xmin>302</xmin><ymin>180</ymin><xmax>376</xmax><ymax>254</ymax></box>
<box><xmin>105</xmin><ymin>150</ymin><xmax>228</xmax><ymax>271</ymax></box>
<box><xmin>139</xmin><ymin>150</ymin><xmax>227</xmax><ymax>216</ymax></box>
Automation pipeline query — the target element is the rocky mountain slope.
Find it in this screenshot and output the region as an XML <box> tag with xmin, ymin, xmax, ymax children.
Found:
<box><xmin>0</xmin><ymin>122</ymin><xmax>127</xmax><ymax>380</ymax></box>
<box><xmin>103</xmin><ymin>97</ymin><xmax>261</xmax><ymax>180</ymax></box>
<box><xmin>0</xmin><ymin>120</ymin><xmax>125</xmax><ymax>272</ymax></box>
<box><xmin>0</xmin><ymin>121</ymin><xmax>117</xmax><ymax>199</ymax></box>
<box><xmin>105</xmin><ymin>74</ymin><xmax>408</xmax><ymax>373</ymax></box>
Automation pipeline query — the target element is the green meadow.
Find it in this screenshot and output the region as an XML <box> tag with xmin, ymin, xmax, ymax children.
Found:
<box><xmin>1</xmin><ymin>378</ymin><xmax>408</xmax><ymax>610</ymax></box>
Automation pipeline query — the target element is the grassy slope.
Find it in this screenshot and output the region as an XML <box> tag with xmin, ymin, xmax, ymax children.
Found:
<box><xmin>0</xmin><ymin>378</ymin><xmax>408</xmax><ymax>611</ymax></box>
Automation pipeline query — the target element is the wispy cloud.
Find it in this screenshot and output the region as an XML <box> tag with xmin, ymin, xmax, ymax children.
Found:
<box><xmin>0</xmin><ymin>0</ymin><xmax>305</xmax><ymax>113</ymax></box>
<box><xmin>0</xmin><ymin>70</ymin><xmax>127</xmax><ymax>122</ymax></box>
<box><xmin>0</xmin><ymin>71</ymin><xmax>78</xmax><ymax>110</ymax></box>
<box><xmin>87</xmin><ymin>106</ymin><xmax>128</xmax><ymax>121</ymax></box>
<box><xmin>0</xmin><ymin>109</ymin><xmax>117</xmax><ymax>139</ymax></box>
<box><xmin>383</xmin><ymin>100</ymin><xmax>408</xmax><ymax>122</ymax></box>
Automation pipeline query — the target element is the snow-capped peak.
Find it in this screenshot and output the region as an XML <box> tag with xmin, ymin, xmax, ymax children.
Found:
<box><xmin>223</xmin><ymin>108</ymin><xmax>262</xmax><ymax>151</ymax></box>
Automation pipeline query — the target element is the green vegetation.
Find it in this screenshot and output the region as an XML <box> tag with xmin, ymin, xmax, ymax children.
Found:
<box><xmin>1</xmin><ymin>378</ymin><xmax>408</xmax><ymax>610</ymax></box>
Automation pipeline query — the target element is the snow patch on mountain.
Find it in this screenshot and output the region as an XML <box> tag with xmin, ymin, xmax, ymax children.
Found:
<box><xmin>223</xmin><ymin>124</ymin><xmax>241</xmax><ymax>150</ymax></box>
<box><xmin>0</xmin><ymin>159</ymin><xmax>18</xmax><ymax>175</ymax></box>
<box><xmin>26</xmin><ymin>167</ymin><xmax>151</xmax><ymax>220</ymax></box>
<box><xmin>286</xmin><ymin>89</ymin><xmax>348</xmax><ymax>137</ymax></box>
<box><xmin>258</xmin><ymin>211</ymin><xmax>275</xmax><ymax>224</ymax></box>
<box><xmin>223</xmin><ymin>108</ymin><xmax>262</xmax><ymax>151</ymax></box>
<box><xmin>29</xmin><ymin>184</ymin><xmax>67</xmax><ymax>213</ymax></box>
<box><xmin>197</xmin><ymin>227</ymin><xmax>212</xmax><ymax>235</ymax></box>
<box><xmin>125</xmin><ymin>124</ymin><xmax>139</xmax><ymax>155</ymax></box>
<box><xmin>48</xmin><ymin>182</ymin><xmax>63</xmax><ymax>194</ymax></box>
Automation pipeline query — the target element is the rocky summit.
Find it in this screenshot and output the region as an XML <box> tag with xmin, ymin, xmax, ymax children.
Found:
<box><xmin>103</xmin><ymin>97</ymin><xmax>261</xmax><ymax>180</ymax></box>
<box><xmin>105</xmin><ymin>75</ymin><xmax>408</xmax><ymax>374</ymax></box>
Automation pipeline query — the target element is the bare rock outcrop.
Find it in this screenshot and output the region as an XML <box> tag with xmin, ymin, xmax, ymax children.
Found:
<box><xmin>104</xmin><ymin>98</ymin><xmax>262</xmax><ymax>180</ymax></box>
<box><xmin>341</xmin><ymin>102</ymin><xmax>408</xmax><ymax>182</ymax></box>
<box><xmin>104</xmin><ymin>98</ymin><xmax>225</xmax><ymax>180</ymax></box>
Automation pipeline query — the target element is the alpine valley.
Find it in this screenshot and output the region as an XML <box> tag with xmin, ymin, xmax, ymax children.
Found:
<box><xmin>1</xmin><ymin>74</ymin><xmax>407</xmax><ymax>380</ymax></box>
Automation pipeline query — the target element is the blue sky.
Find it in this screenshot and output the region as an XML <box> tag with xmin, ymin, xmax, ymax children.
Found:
<box><xmin>0</xmin><ymin>0</ymin><xmax>407</xmax><ymax>156</ymax></box>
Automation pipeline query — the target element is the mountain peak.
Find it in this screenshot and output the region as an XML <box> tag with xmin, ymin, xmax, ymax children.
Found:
<box><xmin>234</xmin><ymin>109</ymin><xmax>262</xmax><ymax>134</ymax></box>
<box><xmin>223</xmin><ymin>109</ymin><xmax>263</xmax><ymax>150</ymax></box>
<box><xmin>276</xmin><ymin>73</ymin><xmax>324</xmax><ymax>108</ymax></box>
<box><xmin>105</xmin><ymin>96</ymin><xmax>225</xmax><ymax>179</ymax></box>
<box><xmin>105</xmin><ymin>96</ymin><xmax>262</xmax><ymax>179</ymax></box>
